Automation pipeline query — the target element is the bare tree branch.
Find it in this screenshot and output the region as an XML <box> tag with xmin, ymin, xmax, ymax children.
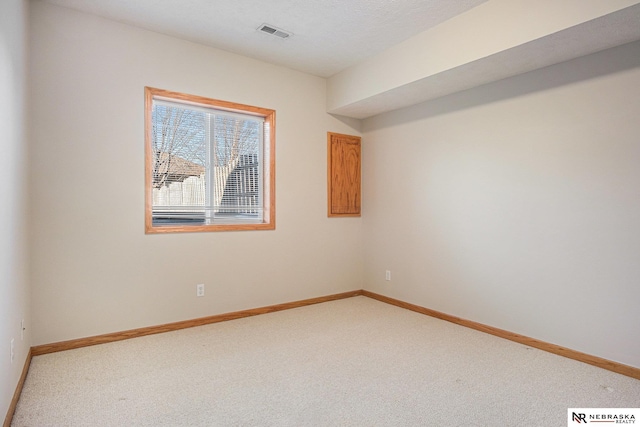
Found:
<box><xmin>152</xmin><ymin>104</ymin><xmax>260</xmax><ymax>192</ymax></box>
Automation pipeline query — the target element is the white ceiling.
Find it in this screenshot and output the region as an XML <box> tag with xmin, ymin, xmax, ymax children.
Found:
<box><xmin>40</xmin><ymin>0</ymin><xmax>488</xmax><ymax>78</ymax></box>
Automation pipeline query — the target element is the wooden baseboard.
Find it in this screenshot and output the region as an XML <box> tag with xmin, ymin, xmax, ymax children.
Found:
<box><xmin>31</xmin><ymin>290</ymin><xmax>363</xmax><ymax>356</ymax></box>
<box><xmin>362</xmin><ymin>290</ymin><xmax>640</xmax><ymax>380</ymax></box>
<box><xmin>25</xmin><ymin>288</ymin><xmax>640</xmax><ymax>381</ymax></box>
<box><xmin>3</xmin><ymin>348</ymin><xmax>32</xmax><ymax>427</ymax></box>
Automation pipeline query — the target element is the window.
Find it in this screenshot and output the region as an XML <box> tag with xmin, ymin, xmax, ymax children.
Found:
<box><xmin>145</xmin><ymin>87</ymin><xmax>275</xmax><ymax>233</ymax></box>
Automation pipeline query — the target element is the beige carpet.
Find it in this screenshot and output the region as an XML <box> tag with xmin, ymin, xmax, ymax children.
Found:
<box><xmin>12</xmin><ymin>296</ymin><xmax>640</xmax><ymax>426</ymax></box>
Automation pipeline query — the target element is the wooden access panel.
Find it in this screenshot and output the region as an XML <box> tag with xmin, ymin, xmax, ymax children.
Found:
<box><xmin>328</xmin><ymin>132</ymin><xmax>361</xmax><ymax>217</ymax></box>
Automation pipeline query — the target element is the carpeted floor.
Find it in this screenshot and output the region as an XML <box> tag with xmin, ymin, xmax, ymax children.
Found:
<box><xmin>12</xmin><ymin>296</ymin><xmax>640</xmax><ymax>426</ymax></box>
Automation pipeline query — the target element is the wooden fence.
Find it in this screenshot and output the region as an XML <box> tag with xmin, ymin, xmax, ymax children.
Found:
<box><xmin>152</xmin><ymin>160</ymin><xmax>237</xmax><ymax>208</ymax></box>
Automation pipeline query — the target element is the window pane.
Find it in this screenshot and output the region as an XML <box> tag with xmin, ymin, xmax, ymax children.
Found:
<box><xmin>213</xmin><ymin>115</ymin><xmax>262</xmax><ymax>217</ymax></box>
<box><xmin>151</xmin><ymin>105</ymin><xmax>206</xmax><ymax>221</ymax></box>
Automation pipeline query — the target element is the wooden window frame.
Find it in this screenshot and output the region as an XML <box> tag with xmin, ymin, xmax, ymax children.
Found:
<box><xmin>145</xmin><ymin>87</ymin><xmax>276</xmax><ymax>233</ymax></box>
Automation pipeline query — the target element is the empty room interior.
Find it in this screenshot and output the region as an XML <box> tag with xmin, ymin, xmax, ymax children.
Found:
<box><xmin>2</xmin><ymin>0</ymin><xmax>640</xmax><ymax>425</ymax></box>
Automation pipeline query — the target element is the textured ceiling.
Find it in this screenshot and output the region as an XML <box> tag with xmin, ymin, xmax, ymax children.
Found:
<box><xmin>40</xmin><ymin>0</ymin><xmax>488</xmax><ymax>77</ymax></box>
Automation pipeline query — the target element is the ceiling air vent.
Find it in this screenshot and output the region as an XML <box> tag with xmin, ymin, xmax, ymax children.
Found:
<box><xmin>257</xmin><ymin>24</ymin><xmax>292</xmax><ymax>39</ymax></box>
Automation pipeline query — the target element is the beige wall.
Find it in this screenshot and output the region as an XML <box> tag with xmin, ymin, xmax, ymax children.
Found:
<box><xmin>362</xmin><ymin>41</ymin><xmax>640</xmax><ymax>368</ymax></box>
<box><xmin>29</xmin><ymin>2</ymin><xmax>362</xmax><ymax>346</ymax></box>
<box><xmin>0</xmin><ymin>0</ymin><xmax>30</xmax><ymax>417</ymax></box>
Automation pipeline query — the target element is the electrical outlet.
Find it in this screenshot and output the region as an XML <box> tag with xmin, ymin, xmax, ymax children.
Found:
<box><xmin>10</xmin><ymin>338</ymin><xmax>14</xmax><ymax>364</ymax></box>
<box><xmin>196</xmin><ymin>283</ymin><xmax>205</xmax><ymax>297</ymax></box>
<box><xmin>385</xmin><ymin>270</ymin><xmax>391</xmax><ymax>281</ymax></box>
